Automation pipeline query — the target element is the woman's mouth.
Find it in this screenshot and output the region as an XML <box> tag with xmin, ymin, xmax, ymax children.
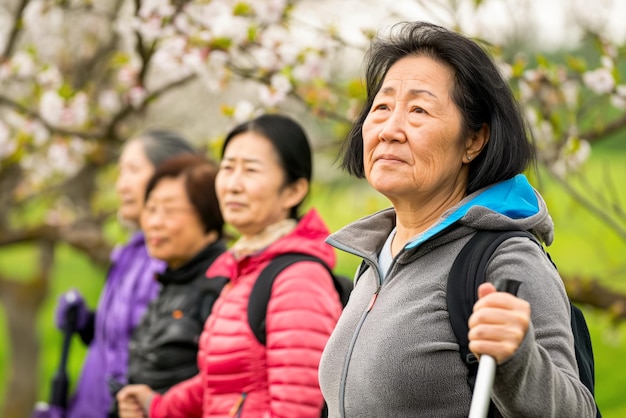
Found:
<box><xmin>148</xmin><ymin>237</ymin><xmax>166</xmax><ymax>246</ymax></box>
<box><xmin>375</xmin><ymin>153</ymin><xmax>405</xmax><ymax>164</ymax></box>
<box><xmin>225</xmin><ymin>201</ymin><xmax>246</xmax><ymax>209</ymax></box>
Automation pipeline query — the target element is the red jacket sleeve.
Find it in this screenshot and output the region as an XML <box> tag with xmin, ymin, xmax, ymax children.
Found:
<box><xmin>264</xmin><ymin>261</ymin><xmax>343</xmax><ymax>418</ymax></box>
<box><xmin>150</xmin><ymin>374</ymin><xmax>204</xmax><ymax>418</ymax></box>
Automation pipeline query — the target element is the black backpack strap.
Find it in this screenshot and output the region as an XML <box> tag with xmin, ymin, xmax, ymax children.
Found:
<box><xmin>447</xmin><ymin>229</ymin><xmax>537</xmax><ymax>366</ymax></box>
<box><xmin>447</xmin><ymin>229</ymin><xmax>537</xmax><ymax>417</ymax></box>
<box><xmin>196</xmin><ymin>276</ymin><xmax>230</xmax><ymax>322</ymax></box>
<box><xmin>544</xmin><ymin>255</ymin><xmax>599</xmax><ymax>417</ymax></box>
<box><xmin>333</xmin><ymin>273</ymin><xmax>355</xmax><ymax>307</ymax></box>
<box><xmin>248</xmin><ymin>253</ymin><xmax>336</xmax><ymax>345</ymax></box>
<box><xmin>570</xmin><ymin>304</ymin><xmax>602</xmax><ymax>417</ymax></box>
<box><xmin>571</xmin><ymin>304</ymin><xmax>596</xmax><ymax>392</ymax></box>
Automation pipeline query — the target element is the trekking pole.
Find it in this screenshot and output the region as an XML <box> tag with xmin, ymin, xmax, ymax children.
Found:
<box><xmin>32</xmin><ymin>295</ymin><xmax>80</xmax><ymax>418</ymax></box>
<box><xmin>50</xmin><ymin>299</ymin><xmax>79</xmax><ymax>410</ymax></box>
<box><xmin>468</xmin><ymin>279</ymin><xmax>521</xmax><ymax>418</ymax></box>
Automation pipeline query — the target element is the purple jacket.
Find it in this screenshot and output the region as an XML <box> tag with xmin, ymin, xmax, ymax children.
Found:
<box><xmin>67</xmin><ymin>232</ymin><xmax>164</xmax><ymax>418</ymax></box>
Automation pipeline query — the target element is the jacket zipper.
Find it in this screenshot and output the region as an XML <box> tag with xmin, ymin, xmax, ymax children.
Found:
<box><xmin>327</xmin><ymin>239</ymin><xmax>402</xmax><ymax>418</ymax></box>
<box><xmin>229</xmin><ymin>392</ymin><xmax>247</xmax><ymax>417</ymax></box>
<box><xmin>338</xmin><ymin>283</ymin><xmax>381</xmax><ymax>418</ymax></box>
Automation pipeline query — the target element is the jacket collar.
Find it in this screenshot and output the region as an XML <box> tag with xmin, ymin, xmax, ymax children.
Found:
<box><xmin>156</xmin><ymin>240</ymin><xmax>227</xmax><ymax>286</ymax></box>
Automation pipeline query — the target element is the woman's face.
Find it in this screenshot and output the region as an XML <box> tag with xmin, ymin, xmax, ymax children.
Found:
<box><xmin>115</xmin><ymin>139</ymin><xmax>155</xmax><ymax>223</ymax></box>
<box><xmin>362</xmin><ymin>55</ymin><xmax>472</xmax><ymax>207</ymax></box>
<box><xmin>141</xmin><ymin>176</ymin><xmax>211</xmax><ymax>269</ymax></box>
<box><xmin>216</xmin><ymin>132</ymin><xmax>303</xmax><ymax>238</ymax></box>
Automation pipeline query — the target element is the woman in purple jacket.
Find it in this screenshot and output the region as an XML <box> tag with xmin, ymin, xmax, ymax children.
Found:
<box><xmin>54</xmin><ymin>130</ymin><xmax>197</xmax><ymax>418</ymax></box>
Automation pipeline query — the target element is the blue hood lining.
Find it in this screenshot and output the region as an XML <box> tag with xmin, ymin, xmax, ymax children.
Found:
<box><xmin>405</xmin><ymin>174</ymin><xmax>539</xmax><ymax>249</ymax></box>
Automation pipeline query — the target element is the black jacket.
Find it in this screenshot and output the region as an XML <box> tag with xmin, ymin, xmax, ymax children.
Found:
<box><xmin>126</xmin><ymin>240</ymin><xmax>227</xmax><ymax>392</ymax></box>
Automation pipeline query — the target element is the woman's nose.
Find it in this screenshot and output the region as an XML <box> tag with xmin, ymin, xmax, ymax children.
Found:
<box><xmin>115</xmin><ymin>174</ymin><xmax>127</xmax><ymax>193</ymax></box>
<box><xmin>378</xmin><ymin>110</ymin><xmax>408</xmax><ymax>143</ymax></box>
<box><xmin>141</xmin><ymin>207</ymin><xmax>163</xmax><ymax>229</ymax></box>
<box><xmin>225</xmin><ymin>171</ymin><xmax>244</xmax><ymax>192</ymax></box>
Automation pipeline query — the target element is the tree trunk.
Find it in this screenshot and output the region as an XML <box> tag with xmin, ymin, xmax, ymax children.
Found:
<box><xmin>0</xmin><ymin>241</ymin><xmax>53</xmax><ymax>418</ymax></box>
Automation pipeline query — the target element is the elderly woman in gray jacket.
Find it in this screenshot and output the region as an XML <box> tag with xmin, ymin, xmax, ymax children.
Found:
<box><xmin>318</xmin><ymin>21</ymin><xmax>596</xmax><ymax>418</ymax></box>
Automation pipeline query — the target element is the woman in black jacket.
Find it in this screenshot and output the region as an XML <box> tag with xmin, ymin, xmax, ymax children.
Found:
<box><xmin>124</xmin><ymin>153</ymin><xmax>226</xmax><ymax>394</ymax></box>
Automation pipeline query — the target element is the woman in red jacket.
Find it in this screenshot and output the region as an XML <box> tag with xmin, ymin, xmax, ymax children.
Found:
<box><xmin>117</xmin><ymin>114</ymin><xmax>343</xmax><ymax>418</ymax></box>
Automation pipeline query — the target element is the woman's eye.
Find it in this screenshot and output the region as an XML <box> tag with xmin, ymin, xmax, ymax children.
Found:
<box><xmin>412</xmin><ymin>107</ymin><xmax>426</xmax><ymax>114</ymax></box>
<box><xmin>373</xmin><ymin>103</ymin><xmax>389</xmax><ymax>111</ymax></box>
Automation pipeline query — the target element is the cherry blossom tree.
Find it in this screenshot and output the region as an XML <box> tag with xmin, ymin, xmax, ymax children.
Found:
<box><xmin>0</xmin><ymin>0</ymin><xmax>625</xmax><ymax>416</ymax></box>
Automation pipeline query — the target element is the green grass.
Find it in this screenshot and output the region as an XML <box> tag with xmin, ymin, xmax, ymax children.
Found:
<box><xmin>0</xmin><ymin>306</ymin><xmax>6</xmax><ymax>406</ymax></box>
<box><xmin>585</xmin><ymin>308</ymin><xmax>626</xmax><ymax>417</ymax></box>
<box><xmin>0</xmin><ymin>146</ymin><xmax>625</xmax><ymax>416</ymax></box>
<box><xmin>0</xmin><ymin>243</ymin><xmax>106</xmax><ymax>409</ymax></box>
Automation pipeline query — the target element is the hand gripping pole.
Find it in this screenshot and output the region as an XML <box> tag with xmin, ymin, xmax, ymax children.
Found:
<box><xmin>468</xmin><ymin>279</ymin><xmax>522</xmax><ymax>418</ymax></box>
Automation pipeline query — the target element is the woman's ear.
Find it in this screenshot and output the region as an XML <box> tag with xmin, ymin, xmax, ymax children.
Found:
<box><xmin>282</xmin><ymin>178</ymin><xmax>309</xmax><ymax>211</ymax></box>
<box><xmin>464</xmin><ymin>123</ymin><xmax>490</xmax><ymax>163</ymax></box>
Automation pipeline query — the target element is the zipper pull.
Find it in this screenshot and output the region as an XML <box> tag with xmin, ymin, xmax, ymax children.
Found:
<box><xmin>367</xmin><ymin>286</ymin><xmax>381</xmax><ymax>312</ymax></box>
<box><xmin>228</xmin><ymin>393</ymin><xmax>247</xmax><ymax>416</ymax></box>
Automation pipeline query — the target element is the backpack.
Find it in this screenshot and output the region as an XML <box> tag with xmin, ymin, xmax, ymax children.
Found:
<box><xmin>248</xmin><ymin>252</ymin><xmax>353</xmax><ymax>344</ymax></box>
<box><xmin>197</xmin><ymin>276</ymin><xmax>230</xmax><ymax>323</ymax></box>
<box><xmin>247</xmin><ymin>252</ymin><xmax>354</xmax><ymax>418</ymax></box>
<box><xmin>447</xmin><ymin>229</ymin><xmax>601</xmax><ymax>418</ymax></box>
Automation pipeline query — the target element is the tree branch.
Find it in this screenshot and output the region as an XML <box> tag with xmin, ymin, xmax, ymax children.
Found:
<box><xmin>0</xmin><ymin>223</ymin><xmax>112</xmax><ymax>267</ymax></box>
<box><xmin>225</xmin><ymin>62</ymin><xmax>354</xmax><ymax>124</ymax></box>
<box><xmin>564</xmin><ymin>275</ymin><xmax>626</xmax><ymax>321</ymax></box>
<box><xmin>132</xmin><ymin>0</ymin><xmax>158</xmax><ymax>84</ymax></box>
<box><xmin>0</xmin><ymin>0</ymin><xmax>29</xmax><ymax>60</ymax></box>
<box><xmin>70</xmin><ymin>4</ymin><xmax>124</xmax><ymax>89</ymax></box>
<box><xmin>146</xmin><ymin>73</ymin><xmax>198</xmax><ymax>102</ymax></box>
<box><xmin>103</xmin><ymin>73</ymin><xmax>198</xmax><ymax>139</ymax></box>
<box><xmin>287</xmin><ymin>90</ymin><xmax>353</xmax><ymax>125</ymax></box>
<box><xmin>582</xmin><ymin>112</ymin><xmax>626</xmax><ymax>143</ymax></box>
<box><xmin>0</xmin><ymin>225</ymin><xmax>58</xmax><ymax>246</ymax></box>
<box><xmin>0</xmin><ymin>94</ymin><xmax>106</xmax><ymax>140</ymax></box>
<box><xmin>543</xmin><ymin>164</ymin><xmax>626</xmax><ymax>242</ymax></box>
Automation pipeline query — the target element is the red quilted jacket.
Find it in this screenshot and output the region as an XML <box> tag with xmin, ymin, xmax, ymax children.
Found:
<box><xmin>149</xmin><ymin>209</ymin><xmax>343</xmax><ymax>418</ymax></box>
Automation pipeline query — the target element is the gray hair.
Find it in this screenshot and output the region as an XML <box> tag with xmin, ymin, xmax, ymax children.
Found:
<box><xmin>130</xmin><ymin>129</ymin><xmax>197</xmax><ymax>167</ymax></box>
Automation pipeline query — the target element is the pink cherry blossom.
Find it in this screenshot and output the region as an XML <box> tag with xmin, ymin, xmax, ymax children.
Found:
<box><xmin>128</xmin><ymin>86</ymin><xmax>148</xmax><ymax>108</ymax></box>
<box><xmin>611</xmin><ymin>85</ymin><xmax>626</xmax><ymax>109</ymax></box>
<box><xmin>233</xmin><ymin>100</ymin><xmax>256</xmax><ymax>123</ymax></box>
<box><xmin>98</xmin><ymin>90</ymin><xmax>122</xmax><ymax>114</ymax></box>
<box><xmin>39</xmin><ymin>91</ymin><xmax>65</xmax><ymax>125</ymax></box>
<box><xmin>252</xmin><ymin>0</ymin><xmax>287</xmax><ymax>24</ymax></box>
<box><xmin>583</xmin><ymin>68</ymin><xmax>615</xmax><ymax>95</ymax></box>
<box><xmin>11</xmin><ymin>51</ymin><xmax>36</xmax><ymax>78</ymax></box>
<box><xmin>36</xmin><ymin>67</ymin><xmax>62</xmax><ymax>89</ymax></box>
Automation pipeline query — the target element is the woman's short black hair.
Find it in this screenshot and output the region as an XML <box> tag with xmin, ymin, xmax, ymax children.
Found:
<box><xmin>221</xmin><ymin>114</ymin><xmax>312</xmax><ymax>219</ymax></box>
<box><xmin>341</xmin><ymin>21</ymin><xmax>535</xmax><ymax>194</ymax></box>
<box><xmin>144</xmin><ymin>154</ymin><xmax>224</xmax><ymax>238</ymax></box>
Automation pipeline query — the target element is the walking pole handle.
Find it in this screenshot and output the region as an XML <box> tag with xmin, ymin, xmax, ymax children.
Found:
<box><xmin>50</xmin><ymin>303</ymin><xmax>79</xmax><ymax>408</ymax></box>
<box><xmin>468</xmin><ymin>278</ymin><xmax>521</xmax><ymax>418</ymax></box>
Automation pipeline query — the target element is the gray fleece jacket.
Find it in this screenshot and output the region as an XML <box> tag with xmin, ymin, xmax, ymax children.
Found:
<box><xmin>319</xmin><ymin>174</ymin><xmax>596</xmax><ymax>418</ymax></box>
